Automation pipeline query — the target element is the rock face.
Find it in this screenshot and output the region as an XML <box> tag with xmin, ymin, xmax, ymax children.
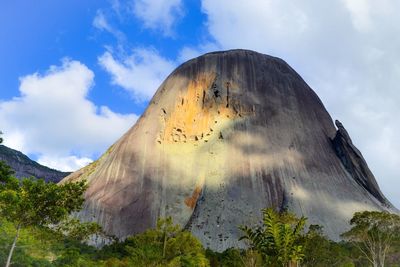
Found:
<box><xmin>331</xmin><ymin>120</ymin><xmax>388</xmax><ymax>205</ymax></box>
<box><xmin>61</xmin><ymin>49</ymin><xmax>395</xmax><ymax>251</ymax></box>
<box><xmin>0</xmin><ymin>145</ymin><xmax>70</xmax><ymax>182</ymax></box>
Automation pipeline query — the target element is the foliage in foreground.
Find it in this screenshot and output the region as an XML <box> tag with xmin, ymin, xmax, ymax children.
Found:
<box><xmin>100</xmin><ymin>217</ymin><xmax>209</xmax><ymax>266</ymax></box>
<box><xmin>239</xmin><ymin>208</ymin><xmax>306</xmax><ymax>266</ymax></box>
<box><xmin>237</xmin><ymin>208</ymin><xmax>400</xmax><ymax>267</ymax></box>
<box><xmin>0</xmin><ymin>164</ymin><xmax>89</xmax><ymax>266</ymax></box>
<box><xmin>342</xmin><ymin>211</ymin><xmax>400</xmax><ymax>267</ymax></box>
<box><xmin>0</xmin><ymin>217</ymin><xmax>210</xmax><ymax>267</ymax></box>
<box><xmin>1</xmin><ymin>212</ymin><xmax>400</xmax><ymax>266</ymax></box>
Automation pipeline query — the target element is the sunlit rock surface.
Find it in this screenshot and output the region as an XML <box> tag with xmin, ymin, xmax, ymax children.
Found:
<box><xmin>61</xmin><ymin>49</ymin><xmax>396</xmax><ymax>251</ymax></box>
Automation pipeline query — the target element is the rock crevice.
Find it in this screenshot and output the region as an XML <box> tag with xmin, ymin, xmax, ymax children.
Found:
<box><xmin>332</xmin><ymin>120</ymin><xmax>388</xmax><ymax>205</ymax></box>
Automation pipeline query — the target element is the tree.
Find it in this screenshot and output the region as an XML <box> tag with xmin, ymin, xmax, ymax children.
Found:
<box><xmin>342</xmin><ymin>210</ymin><xmax>400</xmax><ymax>267</ymax></box>
<box><xmin>0</xmin><ymin>130</ymin><xmax>10</xmax><ymax>188</ymax></box>
<box><xmin>0</xmin><ymin>161</ymin><xmax>14</xmax><ymax>185</ymax></box>
<box><xmin>116</xmin><ymin>217</ymin><xmax>210</xmax><ymax>266</ymax></box>
<box><xmin>205</xmin><ymin>248</ymin><xmax>263</xmax><ymax>267</ymax></box>
<box><xmin>240</xmin><ymin>208</ymin><xmax>306</xmax><ymax>267</ymax></box>
<box><xmin>302</xmin><ymin>225</ymin><xmax>356</xmax><ymax>267</ymax></box>
<box><xmin>0</xmin><ymin>174</ymin><xmax>87</xmax><ymax>267</ymax></box>
<box><xmin>54</xmin><ymin>217</ymin><xmax>102</xmax><ymax>242</ymax></box>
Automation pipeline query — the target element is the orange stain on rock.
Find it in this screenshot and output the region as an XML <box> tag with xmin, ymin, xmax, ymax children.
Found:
<box><xmin>185</xmin><ymin>176</ymin><xmax>206</xmax><ymax>209</ymax></box>
<box><xmin>161</xmin><ymin>73</ymin><xmax>238</xmax><ymax>144</ymax></box>
<box><xmin>185</xmin><ymin>185</ymin><xmax>203</xmax><ymax>209</ymax></box>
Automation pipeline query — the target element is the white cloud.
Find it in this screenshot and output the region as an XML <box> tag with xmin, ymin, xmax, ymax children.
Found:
<box><xmin>132</xmin><ymin>0</ymin><xmax>184</xmax><ymax>35</ymax></box>
<box><xmin>0</xmin><ymin>59</ymin><xmax>137</xmax><ymax>171</ymax></box>
<box><xmin>178</xmin><ymin>42</ymin><xmax>220</xmax><ymax>63</ymax></box>
<box><xmin>93</xmin><ymin>9</ymin><xmax>125</xmax><ymax>42</ymax></box>
<box><xmin>38</xmin><ymin>155</ymin><xmax>93</xmax><ymax>172</ymax></box>
<box><xmin>341</xmin><ymin>0</ymin><xmax>373</xmax><ymax>31</ymax></box>
<box><xmin>200</xmin><ymin>0</ymin><xmax>400</xmax><ymax>207</ymax></box>
<box><xmin>340</xmin><ymin>0</ymin><xmax>393</xmax><ymax>32</ymax></box>
<box><xmin>98</xmin><ymin>48</ymin><xmax>176</xmax><ymax>101</ymax></box>
<box><xmin>93</xmin><ymin>10</ymin><xmax>112</xmax><ymax>32</ymax></box>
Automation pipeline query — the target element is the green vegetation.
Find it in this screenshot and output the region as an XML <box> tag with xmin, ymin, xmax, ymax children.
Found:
<box><xmin>239</xmin><ymin>208</ymin><xmax>306</xmax><ymax>266</ymax></box>
<box><xmin>99</xmin><ymin>217</ymin><xmax>209</xmax><ymax>266</ymax></box>
<box><xmin>1</xmin><ymin>205</ymin><xmax>400</xmax><ymax>266</ymax></box>
<box><xmin>0</xmin><ymin>217</ymin><xmax>210</xmax><ymax>266</ymax></box>
<box><xmin>302</xmin><ymin>225</ymin><xmax>366</xmax><ymax>266</ymax></box>
<box><xmin>0</xmin><ymin>133</ymin><xmax>399</xmax><ymax>266</ymax></box>
<box><xmin>0</xmin><ymin>173</ymin><xmax>88</xmax><ymax>266</ymax></box>
<box><xmin>342</xmin><ymin>211</ymin><xmax>400</xmax><ymax>267</ymax></box>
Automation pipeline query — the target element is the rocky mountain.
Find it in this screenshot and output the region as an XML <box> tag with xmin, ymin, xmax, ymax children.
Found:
<box><xmin>61</xmin><ymin>49</ymin><xmax>396</xmax><ymax>251</ymax></box>
<box><xmin>0</xmin><ymin>145</ymin><xmax>70</xmax><ymax>182</ymax></box>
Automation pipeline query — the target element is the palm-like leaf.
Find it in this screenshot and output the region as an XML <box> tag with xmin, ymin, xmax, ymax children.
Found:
<box><xmin>240</xmin><ymin>208</ymin><xmax>307</xmax><ymax>266</ymax></box>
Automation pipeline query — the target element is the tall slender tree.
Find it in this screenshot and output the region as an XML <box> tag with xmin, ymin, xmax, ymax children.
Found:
<box><xmin>342</xmin><ymin>211</ymin><xmax>400</xmax><ymax>267</ymax></box>
<box><xmin>0</xmin><ymin>174</ymin><xmax>87</xmax><ymax>267</ymax></box>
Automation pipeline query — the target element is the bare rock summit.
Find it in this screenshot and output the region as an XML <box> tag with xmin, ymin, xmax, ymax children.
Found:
<box><xmin>61</xmin><ymin>49</ymin><xmax>396</xmax><ymax>251</ymax></box>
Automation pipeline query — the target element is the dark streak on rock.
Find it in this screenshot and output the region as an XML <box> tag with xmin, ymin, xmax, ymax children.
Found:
<box><xmin>226</xmin><ymin>82</ymin><xmax>230</xmax><ymax>108</ymax></box>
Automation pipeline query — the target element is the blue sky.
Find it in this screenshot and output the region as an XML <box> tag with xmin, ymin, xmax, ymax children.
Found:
<box><xmin>0</xmin><ymin>0</ymin><xmax>206</xmax><ymax>114</ymax></box>
<box><xmin>1</xmin><ymin>0</ymin><xmax>399</xmax><ymax>207</ymax></box>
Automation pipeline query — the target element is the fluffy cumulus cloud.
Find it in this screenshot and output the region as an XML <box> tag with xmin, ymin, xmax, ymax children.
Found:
<box><xmin>37</xmin><ymin>155</ymin><xmax>93</xmax><ymax>173</ymax></box>
<box><xmin>0</xmin><ymin>59</ymin><xmax>137</xmax><ymax>171</ymax></box>
<box><xmin>98</xmin><ymin>48</ymin><xmax>176</xmax><ymax>101</ymax></box>
<box><xmin>132</xmin><ymin>0</ymin><xmax>184</xmax><ymax>35</ymax></box>
<box><xmin>200</xmin><ymin>0</ymin><xmax>400</xmax><ymax>207</ymax></box>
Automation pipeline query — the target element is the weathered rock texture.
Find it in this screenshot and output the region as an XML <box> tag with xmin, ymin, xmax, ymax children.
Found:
<box><xmin>61</xmin><ymin>49</ymin><xmax>396</xmax><ymax>251</ymax></box>
<box><xmin>0</xmin><ymin>145</ymin><xmax>70</xmax><ymax>182</ymax></box>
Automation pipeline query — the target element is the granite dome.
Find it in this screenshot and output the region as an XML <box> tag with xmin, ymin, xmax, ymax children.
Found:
<box><xmin>61</xmin><ymin>49</ymin><xmax>395</xmax><ymax>251</ymax></box>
